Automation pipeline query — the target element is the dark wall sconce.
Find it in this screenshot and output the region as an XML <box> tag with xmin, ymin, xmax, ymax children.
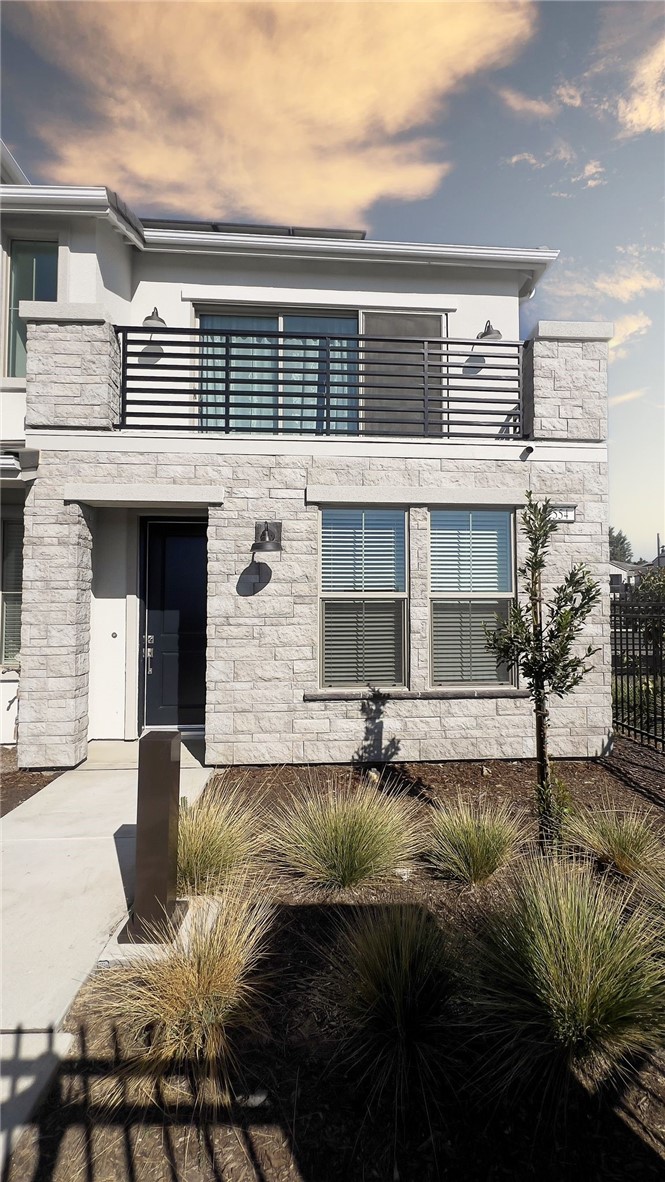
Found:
<box><xmin>476</xmin><ymin>320</ymin><xmax>502</xmax><ymax>340</ymax></box>
<box><xmin>252</xmin><ymin>521</ymin><xmax>282</xmax><ymax>553</ymax></box>
<box><xmin>141</xmin><ymin>307</ymin><xmax>166</xmax><ymax>364</ymax></box>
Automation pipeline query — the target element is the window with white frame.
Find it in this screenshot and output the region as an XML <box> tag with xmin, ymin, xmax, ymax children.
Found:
<box><xmin>1</xmin><ymin>518</ymin><xmax>24</xmax><ymax>664</ymax></box>
<box><xmin>430</xmin><ymin>509</ymin><xmax>513</xmax><ymax>685</ymax></box>
<box><xmin>321</xmin><ymin>508</ymin><xmax>407</xmax><ymax>688</ymax></box>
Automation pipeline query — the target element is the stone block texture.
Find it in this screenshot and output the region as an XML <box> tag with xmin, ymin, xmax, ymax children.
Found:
<box><xmin>25</xmin><ymin>319</ymin><xmax>120</xmax><ymax>431</ymax></box>
<box><xmin>17</xmin><ymin>483</ymin><xmax>94</xmax><ymax>768</ymax></box>
<box><xmin>17</xmin><ymin>322</ymin><xmax>611</xmax><ymax>768</ymax></box>
<box><xmin>204</xmin><ymin>451</ymin><xmax>610</xmax><ymax>764</ymax></box>
<box><xmin>523</xmin><ymin>335</ymin><xmax>609</xmax><ymax>441</ymax></box>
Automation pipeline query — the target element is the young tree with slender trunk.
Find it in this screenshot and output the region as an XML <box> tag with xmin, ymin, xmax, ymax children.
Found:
<box><xmin>485</xmin><ymin>492</ymin><xmax>601</xmax><ymax>848</ymax></box>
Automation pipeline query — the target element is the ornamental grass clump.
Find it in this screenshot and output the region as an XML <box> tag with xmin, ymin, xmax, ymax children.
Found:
<box><xmin>564</xmin><ymin>801</ymin><xmax>665</xmax><ymax>877</ymax></box>
<box><xmin>337</xmin><ymin>905</ymin><xmax>460</xmax><ymax>1108</ymax></box>
<box><xmin>469</xmin><ymin>858</ymin><xmax>665</xmax><ymax>1095</ymax></box>
<box><xmin>178</xmin><ymin>776</ymin><xmax>264</xmax><ymax>894</ymax></box>
<box><xmin>268</xmin><ymin>774</ymin><xmax>423</xmax><ymax>889</ymax></box>
<box><xmin>82</xmin><ymin>888</ymin><xmax>273</xmax><ymax>1107</ymax></box>
<box><xmin>428</xmin><ymin>798</ymin><xmax>529</xmax><ymax>885</ymax></box>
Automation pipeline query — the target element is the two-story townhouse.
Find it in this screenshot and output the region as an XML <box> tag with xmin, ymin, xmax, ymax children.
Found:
<box><xmin>1</xmin><ymin>154</ymin><xmax>613</xmax><ymax>769</ymax></box>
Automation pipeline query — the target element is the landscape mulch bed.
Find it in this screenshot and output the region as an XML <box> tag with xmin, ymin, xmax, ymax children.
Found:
<box><xmin>6</xmin><ymin>740</ymin><xmax>665</xmax><ymax>1182</ymax></box>
<box><xmin>0</xmin><ymin>745</ymin><xmax>60</xmax><ymax>817</ymax></box>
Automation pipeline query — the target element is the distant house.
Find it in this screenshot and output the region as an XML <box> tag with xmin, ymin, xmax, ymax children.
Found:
<box><xmin>609</xmin><ymin>559</ymin><xmax>643</xmax><ymax>593</ymax></box>
<box><xmin>1</xmin><ymin>141</ymin><xmax>613</xmax><ymax>767</ymax></box>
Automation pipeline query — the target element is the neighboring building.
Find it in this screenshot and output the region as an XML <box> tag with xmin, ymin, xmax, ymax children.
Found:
<box><xmin>609</xmin><ymin>559</ymin><xmax>643</xmax><ymax>594</ymax></box>
<box><xmin>1</xmin><ymin>149</ymin><xmax>613</xmax><ymax>767</ymax></box>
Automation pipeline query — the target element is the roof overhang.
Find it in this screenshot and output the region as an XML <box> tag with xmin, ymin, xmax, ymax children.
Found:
<box><xmin>143</xmin><ymin>227</ymin><xmax>558</xmax><ymax>288</ymax></box>
<box><xmin>0</xmin><ymin>185</ymin><xmax>144</xmax><ymax>248</ymax></box>
<box><xmin>0</xmin><ymin>183</ymin><xmax>558</xmax><ymax>290</ymax></box>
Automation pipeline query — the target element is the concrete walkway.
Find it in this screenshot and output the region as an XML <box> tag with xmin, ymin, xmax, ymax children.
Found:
<box><xmin>1</xmin><ymin>738</ymin><xmax>209</xmax><ymax>1165</ymax></box>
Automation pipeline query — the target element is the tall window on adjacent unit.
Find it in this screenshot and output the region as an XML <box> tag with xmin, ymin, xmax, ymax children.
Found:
<box><xmin>1</xmin><ymin>518</ymin><xmax>24</xmax><ymax>664</ymax></box>
<box><xmin>7</xmin><ymin>240</ymin><xmax>58</xmax><ymax>377</ymax></box>
<box><xmin>430</xmin><ymin>509</ymin><xmax>513</xmax><ymax>685</ymax></box>
<box><xmin>321</xmin><ymin>508</ymin><xmax>407</xmax><ymax>688</ymax></box>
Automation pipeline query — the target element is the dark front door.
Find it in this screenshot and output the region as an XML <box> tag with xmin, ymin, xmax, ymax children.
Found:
<box><xmin>144</xmin><ymin>520</ymin><xmax>207</xmax><ymax>727</ymax></box>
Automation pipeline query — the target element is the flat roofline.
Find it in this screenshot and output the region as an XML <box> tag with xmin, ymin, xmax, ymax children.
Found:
<box><xmin>0</xmin><ymin>183</ymin><xmax>559</xmax><ymax>289</ymax></box>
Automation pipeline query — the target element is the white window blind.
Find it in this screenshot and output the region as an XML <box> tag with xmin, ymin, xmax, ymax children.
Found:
<box><xmin>432</xmin><ymin>600</ymin><xmax>510</xmax><ymax>685</ymax></box>
<box><xmin>322</xmin><ymin>600</ymin><xmax>405</xmax><ymax>687</ymax></box>
<box><xmin>430</xmin><ymin>510</ymin><xmax>512</xmax><ymax>594</ymax></box>
<box><xmin>322</xmin><ymin>508</ymin><xmax>406</xmax><ymax>593</ymax></box>
<box><xmin>1</xmin><ymin>520</ymin><xmax>24</xmax><ymax>663</ymax></box>
<box><xmin>430</xmin><ymin>509</ymin><xmax>513</xmax><ymax>686</ymax></box>
<box><xmin>321</xmin><ymin>508</ymin><xmax>407</xmax><ymax>688</ymax></box>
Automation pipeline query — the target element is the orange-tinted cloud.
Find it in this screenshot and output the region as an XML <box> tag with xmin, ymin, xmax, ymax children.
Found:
<box><xmin>609</xmin><ymin>311</ymin><xmax>652</xmax><ymax>362</ymax></box>
<box><xmin>617</xmin><ymin>38</ymin><xmax>665</xmax><ymax>137</ymax></box>
<box><xmin>546</xmin><ymin>245</ymin><xmax>664</xmax><ymax>316</ymax></box>
<box><xmin>495</xmin><ymin>85</ymin><xmax>558</xmax><ymax>119</ymax></box>
<box><xmin>6</xmin><ymin>1</ymin><xmax>536</xmax><ymax>224</ymax></box>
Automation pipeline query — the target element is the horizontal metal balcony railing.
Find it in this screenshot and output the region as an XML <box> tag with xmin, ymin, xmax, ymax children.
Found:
<box><xmin>116</xmin><ymin>326</ymin><xmax>524</xmax><ymax>439</ymax></box>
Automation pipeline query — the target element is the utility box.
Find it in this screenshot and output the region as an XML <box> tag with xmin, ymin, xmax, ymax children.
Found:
<box><xmin>129</xmin><ymin>728</ymin><xmax>181</xmax><ymax>941</ymax></box>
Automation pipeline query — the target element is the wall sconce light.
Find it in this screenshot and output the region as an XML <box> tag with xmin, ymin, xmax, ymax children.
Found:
<box><xmin>476</xmin><ymin>320</ymin><xmax>502</xmax><ymax>341</ymax></box>
<box><xmin>141</xmin><ymin>307</ymin><xmax>167</xmax><ymax>364</ymax></box>
<box><xmin>252</xmin><ymin>521</ymin><xmax>282</xmax><ymax>554</ymax></box>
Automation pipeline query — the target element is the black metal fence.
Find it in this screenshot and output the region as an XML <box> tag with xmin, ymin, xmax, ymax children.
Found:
<box><xmin>611</xmin><ymin>592</ymin><xmax>664</xmax><ymax>749</ymax></box>
<box><xmin>116</xmin><ymin>326</ymin><xmax>524</xmax><ymax>439</ymax></box>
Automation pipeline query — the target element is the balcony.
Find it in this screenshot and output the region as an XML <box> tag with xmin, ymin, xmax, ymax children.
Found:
<box><xmin>117</xmin><ymin>326</ymin><xmax>524</xmax><ymax>440</ymax></box>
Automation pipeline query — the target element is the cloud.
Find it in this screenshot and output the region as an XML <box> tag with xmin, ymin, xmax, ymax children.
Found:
<box><xmin>571</xmin><ymin>159</ymin><xmax>606</xmax><ymax>188</ymax></box>
<box><xmin>609</xmin><ymin>311</ymin><xmax>652</xmax><ymax>362</ymax></box>
<box><xmin>616</xmin><ymin>38</ymin><xmax>665</xmax><ymax>137</ymax></box>
<box><xmin>495</xmin><ymin>85</ymin><xmax>558</xmax><ymax>119</ymax></box>
<box><xmin>503</xmin><ymin>139</ymin><xmax>576</xmax><ymax>170</ymax></box>
<box><xmin>554</xmin><ymin>82</ymin><xmax>584</xmax><ymax>109</ymax></box>
<box><xmin>594</xmin><ymin>251</ymin><xmax>664</xmax><ymax>303</ymax></box>
<box><xmin>609</xmin><ymin>388</ymin><xmax>648</xmax><ymax>408</ymax></box>
<box><xmin>542</xmin><ymin>245</ymin><xmax>664</xmax><ymax>317</ymax></box>
<box><xmin>504</xmin><ymin>151</ymin><xmax>542</xmax><ymax>168</ymax></box>
<box><xmin>4</xmin><ymin>0</ymin><xmax>537</xmax><ymax>224</ymax></box>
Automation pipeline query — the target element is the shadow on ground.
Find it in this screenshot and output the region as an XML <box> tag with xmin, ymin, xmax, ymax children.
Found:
<box><xmin>4</xmin><ymin>901</ymin><xmax>664</xmax><ymax>1182</ymax></box>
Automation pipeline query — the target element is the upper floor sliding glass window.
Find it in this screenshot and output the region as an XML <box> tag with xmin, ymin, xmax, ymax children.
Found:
<box><xmin>7</xmin><ymin>241</ymin><xmax>58</xmax><ymax>377</ymax></box>
<box><xmin>430</xmin><ymin>509</ymin><xmax>514</xmax><ymax>686</ymax></box>
<box><xmin>198</xmin><ymin>312</ymin><xmax>358</xmax><ymax>434</ymax></box>
<box><xmin>321</xmin><ymin>508</ymin><xmax>407</xmax><ymax>689</ymax></box>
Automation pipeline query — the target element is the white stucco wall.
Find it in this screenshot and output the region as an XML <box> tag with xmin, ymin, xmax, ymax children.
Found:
<box><xmin>1</xmin><ymin>670</ymin><xmax>19</xmax><ymax>744</ymax></box>
<box><xmin>131</xmin><ymin>253</ymin><xmax>521</xmax><ymax>340</ymax></box>
<box><xmin>88</xmin><ymin>508</ymin><xmax>133</xmax><ymax>739</ymax></box>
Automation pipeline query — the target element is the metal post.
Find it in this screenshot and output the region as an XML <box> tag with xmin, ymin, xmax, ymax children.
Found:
<box><xmin>118</xmin><ymin>328</ymin><xmax>127</xmax><ymax>427</ymax></box>
<box><xmin>128</xmin><ymin>729</ymin><xmax>182</xmax><ymax>941</ymax></box>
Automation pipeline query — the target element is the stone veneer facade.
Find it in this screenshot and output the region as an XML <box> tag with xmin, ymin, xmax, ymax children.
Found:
<box><xmin>17</xmin><ymin>317</ymin><xmax>612</xmax><ymax>769</ymax></box>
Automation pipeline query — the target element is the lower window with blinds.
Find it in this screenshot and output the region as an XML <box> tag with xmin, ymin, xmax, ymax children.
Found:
<box><xmin>1</xmin><ymin>518</ymin><xmax>24</xmax><ymax>664</ymax></box>
<box><xmin>430</xmin><ymin>509</ymin><xmax>513</xmax><ymax>686</ymax></box>
<box><xmin>320</xmin><ymin>508</ymin><xmax>407</xmax><ymax>688</ymax></box>
<box><xmin>432</xmin><ymin>600</ymin><xmax>510</xmax><ymax>684</ymax></box>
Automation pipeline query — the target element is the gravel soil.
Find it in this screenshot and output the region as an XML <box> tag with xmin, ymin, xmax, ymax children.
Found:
<box><xmin>5</xmin><ymin>738</ymin><xmax>665</xmax><ymax>1182</ymax></box>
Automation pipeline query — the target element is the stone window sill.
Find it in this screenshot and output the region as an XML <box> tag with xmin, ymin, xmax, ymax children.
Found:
<box><xmin>303</xmin><ymin>687</ymin><xmax>530</xmax><ymax>703</ymax></box>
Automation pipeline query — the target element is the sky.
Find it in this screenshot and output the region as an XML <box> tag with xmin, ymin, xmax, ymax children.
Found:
<box><xmin>2</xmin><ymin>0</ymin><xmax>664</xmax><ymax>560</ymax></box>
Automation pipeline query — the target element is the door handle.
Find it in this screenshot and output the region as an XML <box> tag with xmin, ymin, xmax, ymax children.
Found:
<box><xmin>146</xmin><ymin>642</ymin><xmax>154</xmax><ymax>675</ymax></box>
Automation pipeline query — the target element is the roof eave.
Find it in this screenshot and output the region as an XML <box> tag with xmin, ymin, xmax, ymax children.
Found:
<box><xmin>0</xmin><ymin>185</ymin><xmax>144</xmax><ymax>248</ymax></box>
<box><xmin>142</xmin><ymin>226</ymin><xmax>559</xmax><ymax>276</ymax></box>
